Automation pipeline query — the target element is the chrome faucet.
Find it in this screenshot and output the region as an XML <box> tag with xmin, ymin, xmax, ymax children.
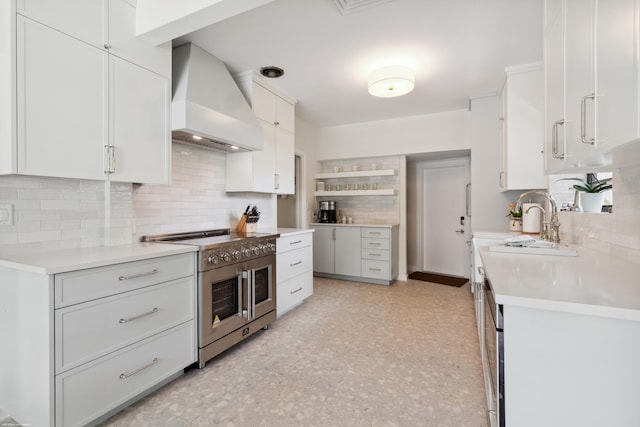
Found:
<box><xmin>525</xmin><ymin>204</ymin><xmax>548</xmax><ymax>241</ymax></box>
<box><xmin>515</xmin><ymin>190</ymin><xmax>560</xmax><ymax>243</ymax></box>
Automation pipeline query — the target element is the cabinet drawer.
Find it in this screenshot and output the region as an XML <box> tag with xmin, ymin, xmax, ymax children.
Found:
<box><xmin>277</xmin><ymin>232</ymin><xmax>313</xmax><ymax>253</ymax></box>
<box><xmin>361</xmin><ymin>228</ymin><xmax>390</xmax><ymax>239</ymax></box>
<box><xmin>276</xmin><ymin>245</ymin><xmax>313</xmax><ymax>283</ymax></box>
<box><xmin>55</xmin><ymin>322</ymin><xmax>195</xmax><ymax>427</ymax></box>
<box><xmin>361</xmin><ymin>238</ymin><xmax>390</xmax><ymax>250</ymax></box>
<box><xmin>277</xmin><ymin>271</ymin><xmax>313</xmax><ymax>317</ymax></box>
<box><xmin>55</xmin><ymin>253</ymin><xmax>194</xmax><ymax>308</ymax></box>
<box><xmin>361</xmin><ymin>248</ymin><xmax>390</xmax><ymax>262</ymax></box>
<box><xmin>362</xmin><ymin>260</ymin><xmax>390</xmax><ymax>280</ymax></box>
<box><xmin>55</xmin><ymin>277</ymin><xmax>194</xmax><ymax>373</ymax></box>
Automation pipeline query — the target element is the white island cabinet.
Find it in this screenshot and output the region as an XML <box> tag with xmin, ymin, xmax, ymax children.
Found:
<box><xmin>276</xmin><ymin>229</ymin><xmax>314</xmax><ymax>317</ymax></box>
<box><xmin>479</xmin><ymin>243</ymin><xmax>640</xmax><ymax>427</ymax></box>
<box><xmin>0</xmin><ymin>244</ymin><xmax>197</xmax><ymax>427</ymax></box>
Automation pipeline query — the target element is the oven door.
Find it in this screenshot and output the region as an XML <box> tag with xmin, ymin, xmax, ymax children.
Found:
<box><xmin>243</xmin><ymin>255</ymin><xmax>276</xmax><ymax>320</ymax></box>
<box><xmin>199</xmin><ymin>264</ymin><xmax>247</xmax><ymax>347</ymax></box>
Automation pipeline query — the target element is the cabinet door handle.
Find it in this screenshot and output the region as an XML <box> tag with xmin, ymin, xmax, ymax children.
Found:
<box><xmin>552</xmin><ymin>119</ymin><xmax>565</xmax><ymax>159</ymax></box>
<box><xmin>119</xmin><ymin>357</ymin><xmax>158</xmax><ymax>380</ymax></box>
<box><xmin>119</xmin><ymin>307</ymin><xmax>159</xmax><ymax>324</ymax></box>
<box><xmin>274</xmin><ymin>121</ymin><xmax>280</xmax><ymax>126</ymax></box>
<box><xmin>466</xmin><ymin>183</ymin><xmax>471</xmax><ymax>217</ymax></box>
<box><xmin>332</xmin><ymin>228</ymin><xmax>336</xmax><ymax>240</ymax></box>
<box><xmin>580</xmin><ymin>94</ymin><xmax>595</xmax><ymax>144</ymax></box>
<box><xmin>104</xmin><ymin>43</ymin><xmax>112</xmax><ymax>50</ymax></box>
<box><xmin>274</xmin><ymin>173</ymin><xmax>280</xmax><ymax>190</ymax></box>
<box><xmin>118</xmin><ymin>269</ymin><xmax>158</xmax><ymax>281</ymax></box>
<box><xmin>104</xmin><ymin>145</ymin><xmax>116</xmax><ymax>174</ymax></box>
<box><xmin>290</xmin><ymin>287</ymin><xmax>303</xmax><ymax>294</ymax></box>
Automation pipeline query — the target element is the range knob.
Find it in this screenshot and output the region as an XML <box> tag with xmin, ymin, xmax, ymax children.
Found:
<box><xmin>251</xmin><ymin>246</ymin><xmax>260</xmax><ymax>255</ymax></box>
<box><xmin>220</xmin><ymin>252</ymin><xmax>231</xmax><ymax>262</ymax></box>
<box><xmin>231</xmin><ymin>249</ymin><xmax>241</xmax><ymax>260</ymax></box>
<box><xmin>208</xmin><ymin>254</ymin><xmax>219</xmax><ymax>265</ymax></box>
<box><xmin>241</xmin><ymin>247</ymin><xmax>251</xmax><ymax>258</ymax></box>
<box><xmin>267</xmin><ymin>243</ymin><xmax>276</xmax><ymax>252</ymax></box>
<box><xmin>260</xmin><ymin>244</ymin><xmax>269</xmax><ymax>254</ymax></box>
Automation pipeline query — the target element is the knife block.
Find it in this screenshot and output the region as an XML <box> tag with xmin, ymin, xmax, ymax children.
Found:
<box><xmin>236</xmin><ymin>215</ymin><xmax>257</xmax><ymax>233</ymax></box>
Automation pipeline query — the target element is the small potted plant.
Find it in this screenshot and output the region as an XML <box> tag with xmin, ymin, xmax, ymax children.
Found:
<box><xmin>558</xmin><ymin>177</ymin><xmax>612</xmax><ymax>213</ymax></box>
<box><xmin>506</xmin><ymin>202</ymin><xmax>523</xmax><ymax>231</ymax></box>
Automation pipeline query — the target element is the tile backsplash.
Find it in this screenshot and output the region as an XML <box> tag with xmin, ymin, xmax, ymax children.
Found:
<box><xmin>132</xmin><ymin>143</ymin><xmax>273</xmax><ymax>240</ymax></box>
<box><xmin>0</xmin><ymin>176</ymin><xmax>132</xmax><ymax>257</ymax></box>
<box><xmin>0</xmin><ymin>143</ymin><xmax>273</xmax><ymax>256</ymax></box>
<box><xmin>558</xmin><ymin>165</ymin><xmax>640</xmax><ymax>264</ymax></box>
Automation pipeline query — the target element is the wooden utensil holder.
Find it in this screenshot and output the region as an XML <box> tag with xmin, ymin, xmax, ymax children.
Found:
<box><xmin>236</xmin><ymin>215</ymin><xmax>257</xmax><ymax>233</ymax></box>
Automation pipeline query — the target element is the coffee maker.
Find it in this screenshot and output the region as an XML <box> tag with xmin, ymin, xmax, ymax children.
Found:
<box><xmin>319</xmin><ymin>200</ymin><xmax>337</xmax><ymax>223</ymax></box>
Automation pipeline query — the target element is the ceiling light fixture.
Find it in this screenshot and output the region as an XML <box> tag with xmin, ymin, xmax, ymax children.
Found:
<box><xmin>368</xmin><ymin>65</ymin><xmax>415</xmax><ymax>98</ymax></box>
<box><xmin>260</xmin><ymin>66</ymin><xmax>284</xmax><ymax>78</ymax></box>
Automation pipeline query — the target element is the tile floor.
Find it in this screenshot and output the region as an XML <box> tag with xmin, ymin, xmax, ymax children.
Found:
<box><xmin>100</xmin><ymin>277</ymin><xmax>488</xmax><ymax>426</ymax></box>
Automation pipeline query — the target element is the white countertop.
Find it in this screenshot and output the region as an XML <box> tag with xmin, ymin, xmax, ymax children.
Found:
<box><xmin>0</xmin><ymin>243</ymin><xmax>197</xmax><ymax>275</ymax></box>
<box><xmin>480</xmin><ymin>243</ymin><xmax>640</xmax><ymax>321</ymax></box>
<box><xmin>309</xmin><ymin>223</ymin><xmax>399</xmax><ymax>228</ymax></box>
<box><xmin>273</xmin><ymin>228</ymin><xmax>315</xmax><ymax>237</ymax></box>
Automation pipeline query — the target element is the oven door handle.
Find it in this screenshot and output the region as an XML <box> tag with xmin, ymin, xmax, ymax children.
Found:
<box><xmin>243</xmin><ymin>270</ymin><xmax>254</xmax><ymax>321</ymax></box>
<box><xmin>237</xmin><ymin>272</ymin><xmax>244</xmax><ymax>319</ymax></box>
<box><xmin>251</xmin><ymin>269</ymin><xmax>256</xmax><ymax>320</ymax></box>
<box><xmin>242</xmin><ymin>271</ymin><xmax>249</xmax><ymax>320</ymax></box>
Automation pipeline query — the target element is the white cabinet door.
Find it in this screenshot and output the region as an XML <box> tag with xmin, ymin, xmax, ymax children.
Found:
<box><xmin>251</xmin><ymin>82</ymin><xmax>274</xmax><ymax>124</ymax></box>
<box><xmin>107</xmin><ymin>0</ymin><xmax>171</xmax><ymax>77</ymax></box>
<box><xmin>335</xmin><ymin>227</ymin><xmax>361</xmax><ymax>277</ymax></box>
<box><xmin>564</xmin><ymin>0</ymin><xmax>595</xmax><ymax>163</ymax></box>
<box><xmin>16</xmin><ymin>0</ymin><xmax>105</xmax><ymax>48</ymax></box>
<box><xmin>544</xmin><ymin>0</ymin><xmax>567</xmax><ymax>173</ymax></box>
<box><xmin>312</xmin><ymin>226</ymin><xmax>335</xmax><ymax>274</ymax></box>
<box><xmin>500</xmin><ymin>65</ymin><xmax>546</xmax><ymax>191</ymax></box>
<box><xmin>594</xmin><ymin>0</ymin><xmax>639</xmax><ymax>151</ymax></box>
<box><xmin>274</xmin><ymin>94</ymin><xmax>295</xmax><ymax>132</ymax></box>
<box><xmin>275</xmin><ymin>127</ymin><xmax>294</xmax><ymax>194</ymax></box>
<box><xmin>17</xmin><ymin>16</ymin><xmax>106</xmax><ymax>180</ymax></box>
<box><xmin>109</xmin><ymin>56</ymin><xmax>170</xmax><ymax>184</ymax></box>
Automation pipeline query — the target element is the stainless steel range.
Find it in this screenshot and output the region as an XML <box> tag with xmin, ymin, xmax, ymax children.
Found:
<box><xmin>143</xmin><ymin>229</ymin><xmax>278</xmax><ymax>368</ymax></box>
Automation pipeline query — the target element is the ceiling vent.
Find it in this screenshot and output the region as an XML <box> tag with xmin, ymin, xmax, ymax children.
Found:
<box><xmin>332</xmin><ymin>0</ymin><xmax>394</xmax><ymax>15</ymax></box>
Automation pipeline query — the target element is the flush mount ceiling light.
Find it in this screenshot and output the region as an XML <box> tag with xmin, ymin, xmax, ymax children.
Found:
<box><xmin>368</xmin><ymin>65</ymin><xmax>415</xmax><ymax>98</ymax></box>
<box><xmin>260</xmin><ymin>66</ymin><xmax>284</xmax><ymax>78</ymax></box>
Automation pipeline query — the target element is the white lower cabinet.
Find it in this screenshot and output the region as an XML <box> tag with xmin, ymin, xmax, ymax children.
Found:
<box><xmin>55</xmin><ymin>322</ymin><xmax>194</xmax><ymax>427</ymax></box>
<box><xmin>276</xmin><ymin>231</ymin><xmax>314</xmax><ymax>317</ymax></box>
<box><xmin>0</xmin><ymin>249</ymin><xmax>197</xmax><ymax>427</ymax></box>
<box><xmin>312</xmin><ymin>224</ymin><xmax>398</xmax><ymax>285</ymax></box>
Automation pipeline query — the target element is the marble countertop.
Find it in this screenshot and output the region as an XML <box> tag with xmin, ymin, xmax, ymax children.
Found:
<box><xmin>0</xmin><ymin>243</ymin><xmax>197</xmax><ymax>275</ymax></box>
<box><xmin>480</xmin><ymin>242</ymin><xmax>640</xmax><ymax>321</ymax></box>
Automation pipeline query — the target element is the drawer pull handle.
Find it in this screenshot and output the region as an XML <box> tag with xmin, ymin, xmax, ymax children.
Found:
<box><xmin>119</xmin><ymin>269</ymin><xmax>158</xmax><ymax>281</ymax></box>
<box><xmin>289</xmin><ymin>240</ymin><xmax>302</xmax><ymax>245</ymax></box>
<box><xmin>119</xmin><ymin>307</ymin><xmax>159</xmax><ymax>324</ymax></box>
<box><xmin>369</xmin><ymin>268</ymin><xmax>382</xmax><ymax>272</ymax></box>
<box><xmin>369</xmin><ymin>253</ymin><xmax>380</xmax><ymax>257</ymax></box>
<box><xmin>290</xmin><ymin>287</ymin><xmax>303</xmax><ymax>294</ymax></box>
<box><xmin>119</xmin><ymin>357</ymin><xmax>158</xmax><ymax>380</ymax></box>
<box><xmin>369</xmin><ymin>243</ymin><xmax>381</xmax><ymax>246</ymax></box>
<box><xmin>290</xmin><ymin>261</ymin><xmax>303</xmax><ymax>267</ymax></box>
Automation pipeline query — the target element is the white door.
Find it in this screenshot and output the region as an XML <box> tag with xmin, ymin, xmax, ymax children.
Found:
<box><xmin>422</xmin><ymin>165</ymin><xmax>468</xmax><ymax>277</ymax></box>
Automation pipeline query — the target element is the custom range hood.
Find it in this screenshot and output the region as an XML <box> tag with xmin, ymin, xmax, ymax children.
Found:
<box><xmin>171</xmin><ymin>43</ymin><xmax>263</xmax><ymax>152</ymax></box>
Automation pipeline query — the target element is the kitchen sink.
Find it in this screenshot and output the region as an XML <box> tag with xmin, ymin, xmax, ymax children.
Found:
<box><xmin>489</xmin><ymin>244</ymin><xmax>579</xmax><ymax>257</ymax></box>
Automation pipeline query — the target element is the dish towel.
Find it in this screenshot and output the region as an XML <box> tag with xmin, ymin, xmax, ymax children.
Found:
<box><xmin>504</xmin><ymin>235</ymin><xmax>556</xmax><ymax>248</ymax></box>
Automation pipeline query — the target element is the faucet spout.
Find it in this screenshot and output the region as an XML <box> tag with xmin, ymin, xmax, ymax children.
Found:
<box><xmin>515</xmin><ymin>190</ymin><xmax>560</xmax><ymax>243</ymax></box>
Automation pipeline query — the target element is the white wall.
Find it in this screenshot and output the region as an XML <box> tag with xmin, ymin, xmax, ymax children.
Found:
<box><xmin>469</xmin><ymin>95</ymin><xmax>522</xmax><ymax>230</ymax></box>
<box><xmin>316</xmin><ymin>109</ymin><xmax>469</xmax><ymax>161</ymax></box>
<box><xmin>294</xmin><ymin>117</ymin><xmax>320</xmax><ymax>226</ymax></box>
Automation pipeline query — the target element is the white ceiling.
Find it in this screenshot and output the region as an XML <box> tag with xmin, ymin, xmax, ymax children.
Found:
<box><xmin>175</xmin><ymin>0</ymin><xmax>543</xmax><ymax>128</ymax></box>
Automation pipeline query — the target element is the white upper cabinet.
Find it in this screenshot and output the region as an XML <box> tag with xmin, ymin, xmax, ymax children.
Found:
<box><xmin>3</xmin><ymin>0</ymin><xmax>171</xmax><ymax>183</ymax></box>
<box><xmin>544</xmin><ymin>0</ymin><xmax>640</xmax><ymax>173</ymax></box>
<box><xmin>109</xmin><ymin>56</ymin><xmax>170</xmax><ymax>184</ymax></box>
<box><xmin>499</xmin><ymin>63</ymin><xmax>546</xmax><ymax>191</ymax></box>
<box><xmin>16</xmin><ymin>16</ymin><xmax>107</xmax><ymax>180</ymax></box>
<box><xmin>227</xmin><ymin>73</ymin><xmax>296</xmax><ymax>194</ymax></box>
